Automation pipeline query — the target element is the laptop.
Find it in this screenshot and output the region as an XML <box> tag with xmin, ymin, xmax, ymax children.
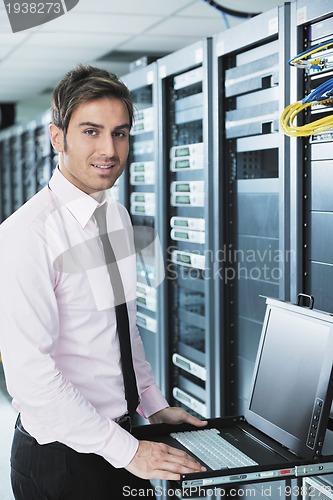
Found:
<box><xmin>133</xmin><ymin>297</ymin><xmax>333</xmax><ymax>494</ymax></box>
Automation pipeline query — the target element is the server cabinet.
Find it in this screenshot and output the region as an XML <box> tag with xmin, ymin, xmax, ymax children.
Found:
<box><xmin>121</xmin><ymin>64</ymin><xmax>162</xmax><ymax>390</ymax></box>
<box><xmin>0</xmin><ymin>110</ymin><xmax>53</xmax><ymax>223</ymax></box>
<box><xmin>290</xmin><ymin>0</ymin><xmax>333</xmax><ymax>313</ymax></box>
<box><xmin>213</xmin><ymin>5</ymin><xmax>291</xmax><ymax>415</ymax></box>
<box><xmin>157</xmin><ymin>40</ymin><xmax>217</xmax><ymax>418</ymax></box>
<box><xmin>289</xmin><ymin>3</ymin><xmax>333</xmax><ymax>490</ymax></box>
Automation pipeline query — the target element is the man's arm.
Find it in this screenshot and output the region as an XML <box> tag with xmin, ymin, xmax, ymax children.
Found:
<box><xmin>0</xmin><ymin>223</ymin><xmax>138</xmax><ymax>468</ymax></box>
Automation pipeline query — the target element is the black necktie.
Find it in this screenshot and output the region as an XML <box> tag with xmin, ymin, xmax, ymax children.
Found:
<box><xmin>94</xmin><ymin>204</ymin><xmax>139</xmax><ymax>417</ymax></box>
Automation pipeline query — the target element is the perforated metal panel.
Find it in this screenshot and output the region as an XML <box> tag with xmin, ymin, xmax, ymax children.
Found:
<box><xmin>303</xmin><ymin>477</ymin><xmax>333</xmax><ymax>500</ymax></box>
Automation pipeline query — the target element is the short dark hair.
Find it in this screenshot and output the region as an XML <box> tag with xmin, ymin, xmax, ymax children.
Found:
<box><xmin>51</xmin><ymin>64</ymin><xmax>134</xmax><ymax>133</ymax></box>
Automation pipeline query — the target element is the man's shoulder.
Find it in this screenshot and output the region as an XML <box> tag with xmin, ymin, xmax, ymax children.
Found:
<box><xmin>0</xmin><ymin>186</ymin><xmax>56</xmax><ymax>232</ymax></box>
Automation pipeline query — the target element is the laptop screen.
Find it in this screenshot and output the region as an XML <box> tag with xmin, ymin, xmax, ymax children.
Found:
<box><xmin>246</xmin><ymin>298</ymin><xmax>333</xmax><ymax>459</ymax></box>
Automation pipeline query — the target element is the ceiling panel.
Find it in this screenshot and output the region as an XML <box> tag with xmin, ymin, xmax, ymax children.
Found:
<box><xmin>0</xmin><ymin>33</ymin><xmax>30</xmax><ymax>45</ymax></box>
<box><xmin>38</xmin><ymin>12</ymin><xmax>163</xmax><ymax>34</ymax></box>
<box><xmin>180</xmin><ymin>0</ymin><xmax>232</xmax><ymax>17</ymax></box>
<box><xmin>0</xmin><ymin>11</ymin><xmax>11</xmax><ymax>33</ymax></box>
<box><xmin>20</xmin><ymin>32</ymin><xmax>130</xmax><ymax>49</ymax></box>
<box><xmin>119</xmin><ymin>34</ymin><xmax>200</xmax><ymax>53</ymax></box>
<box><xmin>147</xmin><ymin>16</ymin><xmax>229</xmax><ymax>37</ymax></box>
<box><xmin>2</xmin><ymin>59</ymin><xmax>82</xmax><ymax>71</ymax></box>
<box><xmin>209</xmin><ymin>0</ymin><xmax>282</xmax><ymax>14</ymax></box>
<box><xmin>74</xmin><ymin>0</ymin><xmax>197</xmax><ymax>16</ymax></box>
<box><xmin>3</xmin><ymin>44</ymin><xmax>108</xmax><ymax>61</ymax></box>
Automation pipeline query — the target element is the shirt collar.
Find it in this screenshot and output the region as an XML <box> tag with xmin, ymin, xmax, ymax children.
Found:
<box><xmin>48</xmin><ymin>166</ymin><xmax>106</xmax><ymax>228</ymax></box>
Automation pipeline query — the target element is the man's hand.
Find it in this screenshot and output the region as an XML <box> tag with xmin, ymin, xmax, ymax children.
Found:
<box><xmin>148</xmin><ymin>406</ymin><xmax>208</xmax><ymax>427</ymax></box>
<box><xmin>125</xmin><ymin>407</ymin><xmax>208</xmax><ymax>480</ymax></box>
<box><xmin>125</xmin><ymin>440</ymin><xmax>206</xmax><ymax>480</ymax></box>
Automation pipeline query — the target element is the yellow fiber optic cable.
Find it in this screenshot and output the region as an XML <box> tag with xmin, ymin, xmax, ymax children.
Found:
<box><xmin>280</xmin><ymin>99</ymin><xmax>333</xmax><ymax>137</ymax></box>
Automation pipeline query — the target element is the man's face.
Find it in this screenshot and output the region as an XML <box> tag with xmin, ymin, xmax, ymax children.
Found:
<box><xmin>50</xmin><ymin>97</ymin><xmax>130</xmax><ymax>195</ymax></box>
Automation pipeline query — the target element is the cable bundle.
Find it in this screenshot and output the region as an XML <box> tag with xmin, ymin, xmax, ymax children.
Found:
<box><xmin>281</xmin><ymin>40</ymin><xmax>333</xmax><ymax>137</ymax></box>
<box><xmin>280</xmin><ymin>99</ymin><xmax>333</xmax><ymax>137</ymax></box>
<box><xmin>289</xmin><ymin>39</ymin><xmax>333</xmax><ymax>71</ymax></box>
<box><xmin>302</xmin><ymin>77</ymin><xmax>333</xmax><ymax>103</ymax></box>
<box><xmin>280</xmin><ymin>78</ymin><xmax>333</xmax><ymax>137</ymax></box>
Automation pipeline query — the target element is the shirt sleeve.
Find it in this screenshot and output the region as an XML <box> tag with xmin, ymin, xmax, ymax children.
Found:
<box><xmin>0</xmin><ymin>223</ymin><xmax>139</xmax><ymax>468</ymax></box>
<box><xmin>127</xmin><ymin>300</ymin><xmax>169</xmax><ymax>418</ymax></box>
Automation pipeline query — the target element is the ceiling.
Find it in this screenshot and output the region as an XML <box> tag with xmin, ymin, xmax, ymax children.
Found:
<box><xmin>0</xmin><ymin>0</ymin><xmax>284</xmax><ymax>121</ymax></box>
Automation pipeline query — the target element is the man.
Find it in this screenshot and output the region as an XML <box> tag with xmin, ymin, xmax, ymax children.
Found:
<box><xmin>0</xmin><ymin>64</ymin><xmax>206</xmax><ymax>499</ymax></box>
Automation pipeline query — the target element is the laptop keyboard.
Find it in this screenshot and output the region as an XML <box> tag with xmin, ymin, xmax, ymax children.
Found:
<box><xmin>170</xmin><ymin>428</ymin><xmax>258</xmax><ymax>470</ymax></box>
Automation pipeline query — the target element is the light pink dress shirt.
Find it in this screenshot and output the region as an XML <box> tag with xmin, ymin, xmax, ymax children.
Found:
<box><xmin>0</xmin><ymin>167</ymin><xmax>168</xmax><ymax>468</ymax></box>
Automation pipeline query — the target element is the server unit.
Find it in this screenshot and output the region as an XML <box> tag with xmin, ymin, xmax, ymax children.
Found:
<box><xmin>121</xmin><ymin>64</ymin><xmax>162</xmax><ymax>391</ymax></box>
<box><xmin>213</xmin><ymin>5</ymin><xmax>291</xmax><ymax>415</ymax></box>
<box><xmin>157</xmin><ymin>39</ymin><xmax>217</xmax><ymax>418</ymax></box>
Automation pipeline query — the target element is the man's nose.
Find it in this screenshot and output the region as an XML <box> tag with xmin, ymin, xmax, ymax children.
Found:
<box><xmin>99</xmin><ymin>134</ymin><xmax>116</xmax><ymax>157</ymax></box>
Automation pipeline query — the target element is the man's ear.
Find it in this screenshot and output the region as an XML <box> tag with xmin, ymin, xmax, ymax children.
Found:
<box><xmin>49</xmin><ymin>123</ymin><xmax>65</xmax><ymax>152</ymax></box>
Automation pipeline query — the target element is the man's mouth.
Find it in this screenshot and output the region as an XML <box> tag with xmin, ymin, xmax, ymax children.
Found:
<box><xmin>92</xmin><ymin>163</ymin><xmax>114</xmax><ymax>170</ymax></box>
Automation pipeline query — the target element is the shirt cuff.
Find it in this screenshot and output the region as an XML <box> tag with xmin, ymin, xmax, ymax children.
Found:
<box><xmin>103</xmin><ymin>420</ymin><xmax>139</xmax><ymax>468</ymax></box>
<box><xmin>137</xmin><ymin>384</ymin><xmax>169</xmax><ymax>419</ymax></box>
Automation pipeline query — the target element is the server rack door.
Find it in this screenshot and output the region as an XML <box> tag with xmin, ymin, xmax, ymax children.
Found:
<box><xmin>291</xmin><ymin>1</ymin><xmax>333</xmax><ymax>314</ymax></box>
<box><xmin>213</xmin><ymin>5</ymin><xmax>290</xmax><ymax>416</ymax></box>
<box><xmin>121</xmin><ymin>64</ymin><xmax>162</xmax><ymax>399</ymax></box>
<box><xmin>157</xmin><ymin>39</ymin><xmax>216</xmax><ymax>419</ymax></box>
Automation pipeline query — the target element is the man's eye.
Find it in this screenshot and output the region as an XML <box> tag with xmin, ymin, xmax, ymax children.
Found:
<box><xmin>85</xmin><ymin>129</ymin><xmax>97</xmax><ymax>136</ymax></box>
<box><xmin>113</xmin><ymin>131</ymin><xmax>127</xmax><ymax>138</ymax></box>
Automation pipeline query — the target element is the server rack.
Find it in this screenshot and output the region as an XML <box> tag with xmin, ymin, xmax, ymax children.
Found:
<box><xmin>0</xmin><ymin>110</ymin><xmax>53</xmax><ymax>223</ymax></box>
<box><xmin>289</xmin><ymin>0</ymin><xmax>333</xmax><ymax>490</ymax></box>
<box><xmin>290</xmin><ymin>0</ymin><xmax>333</xmax><ymax>313</ymax></box>
<box><xmin>213</xmin><ymin>5</ymin><xmax>291</xmax><ymax>416</ymax></box>
<box><xmin>157</xmin><ymin>39</ymin><xmax>217</xmax><ymax>419</ymax></box>
<box><xmin>121</xmin><ymin>64</ymin><xmax>162</xmax><ymax>392</ymax></box>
